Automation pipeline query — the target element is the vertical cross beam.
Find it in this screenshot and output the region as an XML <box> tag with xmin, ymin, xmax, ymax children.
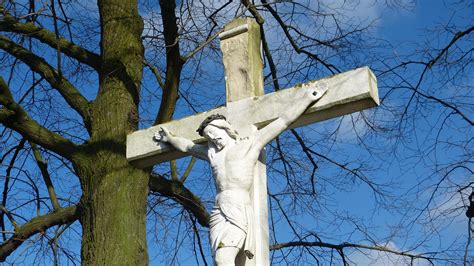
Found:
<box><xmin>219</xmin><ymin>18</ymin><xmax>268</xmax><ymax>265</ymax></box>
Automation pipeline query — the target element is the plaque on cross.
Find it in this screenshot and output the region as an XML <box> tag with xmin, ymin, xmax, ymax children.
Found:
<box><xmin>127</xmin><ymin>18</ymin><xmax>379</xmax><ymax>266</ymax></box>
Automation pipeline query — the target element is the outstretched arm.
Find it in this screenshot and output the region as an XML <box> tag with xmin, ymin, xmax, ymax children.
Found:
<box><xmin>154</xmin><ymin>127</ymin><xmax>209</xmax><ymax>161</ymax></box>
<box><xmin>252</xmin><ymin>83</ymin><xmax>328</xmax><ymax>152</ymax></box>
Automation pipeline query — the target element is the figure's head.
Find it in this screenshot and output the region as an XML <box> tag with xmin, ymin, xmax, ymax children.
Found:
<box><xmin>197</xmin><ymin>114</ymin><xmax>238</xmax><ymax>149</ymax></box>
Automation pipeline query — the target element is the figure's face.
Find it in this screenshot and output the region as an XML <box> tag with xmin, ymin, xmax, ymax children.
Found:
<box><xmin>203</xmin><ymin>125</ymin><xmax>229</xmax><ymax>150</ymax></box>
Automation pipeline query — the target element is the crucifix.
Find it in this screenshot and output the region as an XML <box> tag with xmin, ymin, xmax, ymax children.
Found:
<box><xmin>127</xmin><ymin>18</ymin><xmax>379</xmax><ymax>265</ymax></box>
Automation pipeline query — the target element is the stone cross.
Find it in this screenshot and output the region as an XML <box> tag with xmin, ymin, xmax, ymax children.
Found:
<box><xmin>127</xmin><ymin>18</ymin><xmax>379</xmax><ymax>265</ymax></box>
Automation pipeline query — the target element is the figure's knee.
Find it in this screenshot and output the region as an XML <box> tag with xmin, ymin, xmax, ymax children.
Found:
<box><xmin>214</xmin><ymin>247</ymin><xmax>239</xmax><ymax>266</ymax></box>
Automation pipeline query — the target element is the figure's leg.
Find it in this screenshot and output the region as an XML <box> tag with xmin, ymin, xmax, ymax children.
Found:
<box><xmin>215</xmin><ymin>246</ymin><xmax>240</xmax><ymax>266</ymax></box>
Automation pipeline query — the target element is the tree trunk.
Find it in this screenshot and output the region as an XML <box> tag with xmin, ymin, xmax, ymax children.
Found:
<box><xmin>78</xmin><ymin>161</ymin><xmax>149</xmax><ymax>265</ymax></box>
<box><xmin>75</xmin><ymin>0</ymin><xmax>149</xmax><ymax>264</ymax></box>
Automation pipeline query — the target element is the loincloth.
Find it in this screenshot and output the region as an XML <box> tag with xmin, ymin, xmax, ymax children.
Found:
<box><xmin>209</xmin><ymin>189</ymin><xmax>255</xmax><ymax>260</ymax></box>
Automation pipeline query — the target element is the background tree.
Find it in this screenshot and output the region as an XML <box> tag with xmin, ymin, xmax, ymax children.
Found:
<box><xmin>0</xmin><ymin>0</ymin><xmax>472</xmax><ymax>265</ymax></box>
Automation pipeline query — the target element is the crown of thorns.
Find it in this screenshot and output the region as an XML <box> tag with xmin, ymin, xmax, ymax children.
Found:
<box><xmin>196</xmin><ymin>114</ymin><xmax>227</xmax><ymax>136</ymax></box>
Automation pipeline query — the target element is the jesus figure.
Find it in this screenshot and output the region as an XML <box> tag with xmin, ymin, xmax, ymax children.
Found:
<box><xmin>154</xmin><ymin>84</ymin><xmax>328</xmax><ymax>265</ymax></box>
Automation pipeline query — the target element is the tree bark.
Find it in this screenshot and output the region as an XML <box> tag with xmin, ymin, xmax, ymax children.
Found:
<box><xmin>76</xmin><ymin>0</ymin><xmax>149</xmax><ymax>264</ymax></box>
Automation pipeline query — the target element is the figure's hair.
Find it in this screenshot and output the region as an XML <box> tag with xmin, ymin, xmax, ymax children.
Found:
<box><xmin>196</xmin><ymin>114</ymin><xmax>238</xmax><ymax>139</ymax></box>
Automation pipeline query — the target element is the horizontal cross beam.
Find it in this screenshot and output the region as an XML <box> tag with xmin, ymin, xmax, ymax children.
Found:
<box><xmin>127</xmin><ymin>66</ymin><xmax>378</xmax><ymax>168</ymax></box>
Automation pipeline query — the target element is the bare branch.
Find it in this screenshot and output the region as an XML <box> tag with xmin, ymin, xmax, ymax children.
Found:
<box><xmin>0</xmin><ymin>35</ymin><xmax>92</xmax><ymax>129</ymax></box>
<box><xmin>1</xmin><ymin>139</ymin><xmax>25</xmax><ymax>241</ymax></box>
<box><xmin>240</xmin><ymin>0</ymin><xmax>265</xmax><ymax>25</ymax></box>
<box><xmin>0</xmin><ymin>76</ymin><xmax>77</xmax><ymax>159</ymax></box>
<box><xmin>0</xmin><ymin>12</ymin><xmax>100</xmax><ymax>70</ymax></box>
<box><xmin>260</xmin><ymin>0</ymin><xmax>340</xmax><ymax>74</ymax></box>
<box><xmin>181</xmin><ymin>30</ymin><xmax>223</xmax><ymax>62</ymax></box>
<box><xmin>0</xmin><ymin>108</ymin><xmax>15</xmax><ymax>121</ymax></box>
<box><xmin>155</xmin><ymin>0</ymin><xmax>184</xmax><ymax>125</ymax></box>
<box><xmin>0</xmin><ymin>205</ymin><xmax>17</xmax><ymax>230</ymax></box>
<box><xmin>464</xmin><ymin>217</ymin><xmax>472</xmax><ymax>265</ymax></box>
<box><xmin>270</xmin><ymin>240</ymin><xmax>435</xmax><ymax>263</ymax></box>
<box><xmin>50</xmin><ymin>0</ymin><xmax>63</xmax><ymax>74</ymax></box>
<box><xmin>149</xmin><ymin>173</ymin><xmax>209</xmax><ymax>227</ymax></box>
<box><xmin>0</xmin><ymin>205</ymin><xmax>79</xmax><ymax>262</ymax></box>
<box><xmin>411</xmin><ymin>87</ymin><xmax>473</xmax><ymax>126</ymax></box>
<box><xmin>261</xmin><ymin>27</ymin><xmax>280</xmax><ymax>91</ymax></box>
<box><xmin>180</xmin><ymin>157</ymin><xmax>196</xmax><ymax>183</ymax></box>
<box><xmin>427</xmin><ymin>26</ymin><xmax>474</xmax><ymax>69</ymax></box>
<box><xmin>144</xmin><ymin>60</ymin><xmax>165</xmax><ymax>89</ymax></box>
<box><xmin>189</xmin><ymin>215</ymin><xmax>208</xmax><ymax>266</ymax></box>
<box><xmin>30</xmin><ymin>142</ymin><xmax>61</xmax><ymax>211</ymax></box>
<box><xmin>170</xmin><ymin>160</ymin><xmax>179</xmax><ymax>181</ymax></box>
<box><xmin>386</xmin><ymin>26</ymin><xmax>474</xmax><ymax>127</ymax></box>
<box><xmin>290</xmin><ymin>129</ymin><xmax>386</xmax><ymax>198</ymax></box>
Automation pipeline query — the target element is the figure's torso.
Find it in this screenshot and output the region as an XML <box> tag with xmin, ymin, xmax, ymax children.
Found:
<box><xmin>208</xmin><ymin>138</ymin><xmax>259</xmax><ymax>192</ymax></box>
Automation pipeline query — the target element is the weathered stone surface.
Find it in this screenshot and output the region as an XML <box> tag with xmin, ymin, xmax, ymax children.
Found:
<box><xmin>126</xmin><ymin>66</ymin><xmax>378</xmax><ymax>168</ymax></box>
<box><xmin>220</xmin><ymin>18</ymin><xmax>264</xmax><ymax>103</ymax></box>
